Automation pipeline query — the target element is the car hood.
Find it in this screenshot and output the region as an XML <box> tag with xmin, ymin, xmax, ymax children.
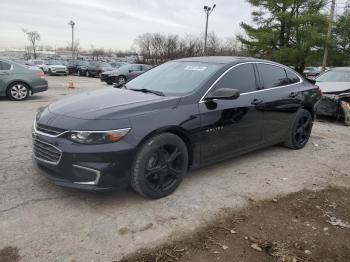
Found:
<box><xmin>47</xmin><ymin>88</ymin><xmax>180</xmax><ymax>120</ymax></box>
<box><xmin>316</xmin><ymin>81</ymin><xmax>350</xmax><ymax>93</ymax></box>
<box><xmin>49</xmin><ymin>65</ymin><xmax>67</xmax><ymax>69</ymax></box>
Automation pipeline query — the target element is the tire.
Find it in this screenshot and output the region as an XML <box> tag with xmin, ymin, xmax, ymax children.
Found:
<box><xmin>284</xmin><ymin>109</ymin><xmax>313</xmax><ymax>149</ymax></box>
<box><xmin>7</xmin><ymin>82</ymin><xmax>30</xmax><ymax>101</ymax></box>
<box><xmin>116</xmin><ymin>76</ymin><xmax>126</xmax><ymax>86</ymax></box>
<box><xmin>130</xmin><ymin>133</ymin><xmax>189</xmax><ymax>199</ymax></box>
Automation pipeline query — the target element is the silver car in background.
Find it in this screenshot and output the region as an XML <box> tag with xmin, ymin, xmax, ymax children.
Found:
<box><xmin>100</xmin><ymin>64</ymin><xmax>153</xmax><ymax>85</ymax></box>
<box><xmin>315</xmin><ymin>67</ymin><xmax>350</xmax><ymax>125</ymax></box>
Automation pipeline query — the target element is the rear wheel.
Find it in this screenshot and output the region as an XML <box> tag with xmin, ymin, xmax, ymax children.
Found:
<box><xmin>284</xmin><ymin>109</ymin><xmax>313</xmax><ymax>149</ymax></box>
<box><xmin>130</xmin><ymin>133</ymin><xmax>188</xmax><ymax>199</ymax></box>
<box><xmin>7</xmin><ymin>82</ymin><xmax>30</xmax><ymax>101</ymax></box>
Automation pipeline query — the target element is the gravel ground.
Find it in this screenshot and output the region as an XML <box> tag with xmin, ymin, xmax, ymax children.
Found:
<box><xmin>0</xmin><ymin>76</ymin><xmax>349</xmax><ymax>262</ymax></box>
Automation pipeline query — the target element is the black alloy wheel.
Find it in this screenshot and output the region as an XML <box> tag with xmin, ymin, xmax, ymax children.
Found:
<box><xmin>284</xmin><ymin>109</ymin><xmax>313</xmax><ymax>149</ymax></box>
<box><xmin>130</xmin><ymin>133</ymin><xmax>188</xmax><ymax>198</ymax></box>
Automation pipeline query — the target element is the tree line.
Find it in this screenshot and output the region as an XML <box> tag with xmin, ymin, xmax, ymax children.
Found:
<box><xmin>134</xmin><ymin>0</ymin><xmax>350</xmax><ymax>73</ymax></box>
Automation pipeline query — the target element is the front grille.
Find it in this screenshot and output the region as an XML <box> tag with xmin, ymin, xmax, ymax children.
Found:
<box><xmin>36</xmin><ymin>123</ymin><xmax>66</xmax><ymax>136</ymax></box>
<box><xmin>33</xmin><ymin>139</ymin><xmax>62</xmax><ymax>165</ymax></box>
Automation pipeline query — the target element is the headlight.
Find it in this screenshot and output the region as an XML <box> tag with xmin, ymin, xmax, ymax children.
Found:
<box><xmin>68</xmin><ymin>128</ymin><xmax>131</xmax><ymax>144</ymax></box>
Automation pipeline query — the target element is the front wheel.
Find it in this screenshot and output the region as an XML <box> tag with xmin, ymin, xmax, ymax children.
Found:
<box><xmin>116</xmin><ymin>76</ymin><xmax>126</xmax><ymax>86</ymax></box>
<box><xmin>130</xmin><ymin>133</ymin><xmax>189</xmax><ymax>199</ymax></box>
<box><xmin>284</xmin><ymin>109</ymin><xmax>313</xmax><ymax>149</ymax></box>
<box><xmin>7</xmin><ymin>82</ymin><xmax>30</xmax><ymax>101</ymax></box>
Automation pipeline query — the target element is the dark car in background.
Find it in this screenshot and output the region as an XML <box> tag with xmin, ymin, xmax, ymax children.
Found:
<box><xmin>109</xmin><ymin>61</ymin><xmax>128</xmax><ymax>69</ymax></box>
<box><xmin>67</xmin><ymin>60</ymin><xmax>89</xmax><ymax>76</ymax></box>
<box><xmin>100</xmin><ymin>64</ymin><xmax>152</xmax><ymax>85</ymax></box>
<box><xmin>86</xmin><ymin>61</ymin><xmax>114</xmax><ymax>77</ymax></box>
<box><xmin>0</xmin><ymin>58</ymin><xmax>48</xmax><ymax>101</ymax></box>
<box><xmin>33</xmin><ymin>56</ymin><xmax>322</xmax><ymax>198</ymax></box>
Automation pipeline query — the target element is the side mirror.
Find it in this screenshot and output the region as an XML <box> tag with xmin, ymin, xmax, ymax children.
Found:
<box><xmin>205</xmin><ymin>88</ymin><xmax>240</xmax><ymax>101</ymax></box>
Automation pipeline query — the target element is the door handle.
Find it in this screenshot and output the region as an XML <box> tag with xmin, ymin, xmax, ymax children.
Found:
<box><xmin>289</xmin><ymin>92</ymin><xmax>298</xmax><ymax>98</ymax></box>
<box><xmin>251</xmin><ymin>98</ymin><xmax>263</xmax><ymax>105</ymax></box>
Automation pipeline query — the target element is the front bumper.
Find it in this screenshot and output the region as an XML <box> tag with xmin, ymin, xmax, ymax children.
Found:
<box><xmin>100</xmin><ymin>75</ymin><xmax>115</xmax><ymax>83</ymax></box>
<box><xmin>32</xmin><ymin>83</ymin><xmax>48</xmax><ymax>94</ymax></box>
<box><xmin>32</xmin><ymin>132</ymin><xmax>135</xmax><ymax>191</ymax></box>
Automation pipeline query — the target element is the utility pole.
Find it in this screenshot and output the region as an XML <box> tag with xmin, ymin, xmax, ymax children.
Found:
<box><xmin>203</xmin><ymin>4</ymin><xmax>216</xmax><ymax>55</ymax></box>
<box><xmin>322</xmin><ymin>0</ymin><xmax>335</xmax><ymax>71</ymax></box>
<box><xmin>68</xmin><ymin>20</ymin><xmax>75</xmax><ymax>61</ymax></box>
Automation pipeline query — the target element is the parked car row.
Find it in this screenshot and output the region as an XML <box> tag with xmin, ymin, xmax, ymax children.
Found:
<box><xmin>26</xmin><ymin>59</ymin><xmax>136</xmax><ymax>78</ymax></box>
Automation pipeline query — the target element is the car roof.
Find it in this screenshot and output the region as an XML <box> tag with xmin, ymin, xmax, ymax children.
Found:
<box><xmin>175</xmin><ymin>56</ymin><xmax>264</xmax><ymax>64</ymax></box>
<box><xmin>331</xmin><ymin>67</ymin><xmax>350</xmax><ymax>71</ymax></box>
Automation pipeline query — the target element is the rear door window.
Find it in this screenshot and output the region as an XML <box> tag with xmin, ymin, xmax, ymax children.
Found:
<box><xmin>211</xmin><ymin>63</ymin><xmax>257</xmax><ymax>94</ymax></box>
<box><xmin>257</xmin><ymin>64</ymin><xmax>290</xmax><ymax>88</ymax></box>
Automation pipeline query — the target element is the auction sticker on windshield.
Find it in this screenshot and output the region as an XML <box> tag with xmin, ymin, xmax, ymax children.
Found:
<box><xmin>184</xmin><ymin>65</ymin><xmax>207</xmax><ymax>71</ymax></box>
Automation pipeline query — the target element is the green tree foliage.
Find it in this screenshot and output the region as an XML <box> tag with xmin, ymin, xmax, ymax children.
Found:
<box><xmin>331</xmin><ymin>8</ymin><xmax>350</xmax><ymax>66</ymax></box>
<box><xmin>239</xmin><ymin>0</ymin><xmax>328</xmax><ymax>72</ymax></box>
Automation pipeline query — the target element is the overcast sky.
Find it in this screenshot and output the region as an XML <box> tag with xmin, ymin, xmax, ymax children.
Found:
<box><xmin>0</xmin><ymin>0</ymin><xmax>253</xmax><ymax>51</ymax></box>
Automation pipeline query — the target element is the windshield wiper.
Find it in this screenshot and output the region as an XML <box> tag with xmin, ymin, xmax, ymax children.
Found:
<box><xmin>129</xmin><ymin>88</ymin><xmax>165</xmax><ymax>96</ymax></box>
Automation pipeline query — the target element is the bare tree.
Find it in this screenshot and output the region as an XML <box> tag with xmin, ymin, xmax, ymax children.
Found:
<box><xmin>134</xmin><ymin>32</ymin><xmax>247</xmax><ymax>64</ymax></box>
<box><xmin>22</xmin><ymin>29</ymin><xmax>40</xmax><ymax>59</ymax></box>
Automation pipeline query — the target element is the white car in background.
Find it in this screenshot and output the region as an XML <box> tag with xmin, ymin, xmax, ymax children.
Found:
<box><xmin>42</xmin><ymin>59</ymin><xmax>68</xmax><ymax>76</ymax></box>
<box><xmin>29</xmin><ymin>59</ymin><xmax>45</xmax><ymax>71</ymax></box>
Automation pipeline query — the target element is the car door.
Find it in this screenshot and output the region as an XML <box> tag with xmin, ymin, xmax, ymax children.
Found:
<box><xmin>0</xmin><ymin>61</ymin><xmax>12</xmax><ymax>96</ymax></box>
<box><xmin>199</xmin><ymin>63</ymin><xmax>264</xmax><ymax>164</ymax></box>
<box><xmin>127</xmin><ymin>65</ymin><xmax>143</xmax><ymax>80</ymax></box>
<box><xmin>256</xmin><ymin>63</ymin><xmax>303</xmax><ymax>144</ymax></box>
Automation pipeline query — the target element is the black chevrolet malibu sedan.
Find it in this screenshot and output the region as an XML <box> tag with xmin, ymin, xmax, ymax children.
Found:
<box><xmin>33</xmin><ymin>57</ymin><xmax>322</xmax><ymax>198</ymax></box>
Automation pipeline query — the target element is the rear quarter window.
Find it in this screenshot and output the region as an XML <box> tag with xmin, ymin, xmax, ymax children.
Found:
<box><xmin>258</xmin><ymin>64</ymin><xmax>290</xmax><ymax>88</ymax></box>
<box><xmin>286</xmin><ymin>70</ymin><xmax>301</xmax><ymax>84</ymax></box>
<box><xmin>0</xmin><ymin>61</ymin><xmax>12</xmax><ymax>70</ymax></box>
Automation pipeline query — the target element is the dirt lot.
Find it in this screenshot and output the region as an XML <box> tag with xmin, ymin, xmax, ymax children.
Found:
<box><xmin>0</xmin><ymin>76</ymin><xmax>349</xmax><ymax>262</ymax></box>
<box><xmin>121</xmin><ymin>187</ymin><xmax>350</xmax><ymax>262</ymax></box>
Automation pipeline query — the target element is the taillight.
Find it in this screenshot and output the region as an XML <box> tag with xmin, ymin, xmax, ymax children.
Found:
<box><xmin>36</xmin><ymin>71</ymin><xmax>44</xmax><ymax>78</ymax></box>
<box><xmin>316</xmin><ymin>85</ymin><xmax>323</xmax><ymax>97</ymax></box>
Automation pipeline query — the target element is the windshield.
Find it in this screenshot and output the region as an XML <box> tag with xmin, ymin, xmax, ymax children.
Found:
<box><xmin>99</xmin><ymin>62</ymin><xmax>111</xmax><ymax>67</ymax></box>
<box><xmin>316</xmin><ymin>70</ymin><xmax>350</xmax><ymax>82</ymax></box>
<box><xmin>78</xmin><ymin>61</ymin><xmax>88</xmax><ymax>66</ymax></box>
<box><xmin>48</xmin><ymin>60</ymin><xmax>64</xmax><ymax>65</ymax></box>
<box><xmin>33</xmin><ymin>61</ymin><xmax>43</xmax><ymax>65</ymax></box>
<box><xmin>126</xmin><ymin>61</ymin><xmax>221</xmax><ymax>95</ymax></box>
